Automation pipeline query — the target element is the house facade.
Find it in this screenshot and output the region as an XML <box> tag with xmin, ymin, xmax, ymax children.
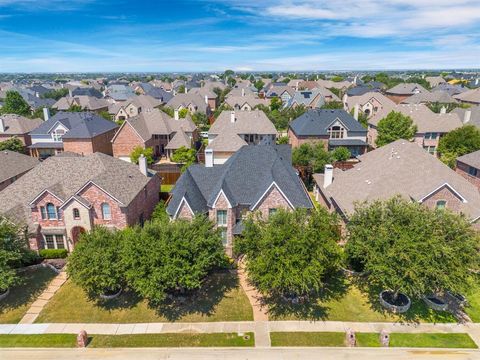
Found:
<box><xmin>166</xmin><ymin>145</ymin><xmax>313</xmax><ymax>255</ymax></box>
<box><xmin>0</xmin><ymin>152</ymin><xmax>160</xmax><ymax>252</ymax></box>
<box><xmin>456</xmin><ymin>150</ymin><xmax>480</xmax><ymax>189</ymax></box>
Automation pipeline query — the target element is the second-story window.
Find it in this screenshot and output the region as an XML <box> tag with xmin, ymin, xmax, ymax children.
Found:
<box><xmin>436</xmin><ymin>200</ymin><xmax>447</xmax><ymax>210</ymax></box>
<box><xmin>46</xmin><ymin>203</ymin><xmax>57</xmax><ymax>220</ymax></box>
<box><xmin>73</xmin><ymin>208</ymin><xmax>80</xmax><ymax>220</ymax></box>
<box><xmin>217</xmin><ymin>210</ymin><xmax>227</xmax><ymax>226</ymax></box>
<box><xmin>101</xmin><ymin>203</ymin><xmax>111</xmax><ymax>220</ymax></box>
<box><xmin>53</xmin><ymin>129</ymin><xmax>65</xmax><ymax>142</ymax></box>
<box><xmin>328</xmin><ymin>125</ymin><xmax>345</xmax><ymax>139</ymax></box>
<box><xmin>469</xmin><ymin>166</ymin><xmax>478</xmax><ymax>177</ymax></box>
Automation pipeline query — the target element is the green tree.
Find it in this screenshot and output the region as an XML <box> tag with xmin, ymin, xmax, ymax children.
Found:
<box><xmin>1</xmin><ymin>91</ymin><xmax>30</xmax><ymax>116</ymax></box>
<box><xmin>0</xmin><ymin>137</ymin><xmax>25</xmax><ymax>153</ymax></box>
<box><xmin>130</xmin><ymin>146</ymin><xmax>154</xmax><ymax>164</ymax></box>
<box><xmin>437</xmin><ymin>125</ymin><xmax>480</xmax><ymax>168</ymax></box>
<box><xmin>0</xmin><ymin>218</ymin><xmax>23</xmax><ymax>292</ymax></box>
<box><xmin>235</xmin><ymin>208</ymin><xmax>341</xmax><ymax>298</ymax></box>
<box><xmin>31</xmin><ymin>107</ymin><xmax>56</xmax><ymax>120</ymax></box>
<box><xmin>345</xmin><ymin>197</ymin><xmax>480</xmax><ymax>301</ymax></box>
<box><xmin>227</xmin><ymin>77</ymin><xmax>236</xmax><ymax>87</ymax></box>
<box><xmin>178</xmin><ymin>108</ymin><xmax>188</xmax><ymax>119</ymax></box>
<box><xmin>68</xmin><ymin>104</ymin><xmax>84</xmax><ymax>112</ymax></box>
<box><xmin>160</xmin><ymin>106</ymin><xmax>174</xmax><ymax>117</ymax></box>
<box><xmin>276</xmin><ymin>136</ymin><xmax>289</xmax><ymax>144</ymax></box>
<box><xmin>212</xmin><ymin>87</ymin><xmax>231</xmax><ymax>104</ymax></box>
<box><xmin>171</xmin><ymin>146</ymin><xmax>196</xmax><ymax>172</ymax></box>
<box><xmin>321</xmin><ymin>101</ymin><xmax>344</xmax><ymax>110</ymax></box>
<box><xmin>331</xmin><ymin>146</ymin><xmax>351</xmax><ymax>162</ymax></box>
<box><xmin>254</xmin><ymin>80</ymin><xmax>265</xmax><ymax>91</ymax></box>
<box><xmin>376</xmin><ymin>111</ymin><xmax>417</xmax><ymax>147</ymax></box>
<box><xmin>192</xmin><ymin>112</ymin><xmax>209</xmax><ymax>129</ymax></box>
<box><xmin>177</xmin><ymin>85</ymin><xmax>186</xmax><ymax>94</ymax></box>
<box><xmin>121</xmin><ymin>216</ymin><xmax>227</xmax><ymax>304</ymax></box>
<box><xmin>41</xmin><ymin>88</ymin><xmax>69</xmax><ymax>100</ymax></box>
<box><xmin>270</xmin><ymin>97</ymin><xmax>282</xmax><ymax>111</ymax></box>
<box><xmin>331</xmin><ymin>75</ymin><xmax>344</xmax><ymax>82</ymax></box>
<box><xmin>98</xmin><ymin>110</ymin><xmax>112</xmax><ymax>121</ymax></box>
<box><xmin>223</xmin><ymin>69</ymin><xmax>235</xmax><ymax>78</ymax></box>
<box><xmin>67</xmin><ymin>227</ymin><xmax>125</xmax><ymax>298</ymax></box>
<box><xmin>151</xmin><ymin>201</ymin><xmax>170</xmax><ymax>222</ymax></box>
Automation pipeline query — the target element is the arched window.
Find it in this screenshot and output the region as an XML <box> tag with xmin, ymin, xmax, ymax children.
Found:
<box><xmin>328</xmin><ymin>125</ymin><xmax>345</xmax><ymax>139</ymax></box>
<box><xmin>101</xmin><ymin>203</ymin><xmax>111</xmax><ymax>220</ymax></box>
<box><xmin>46</xmin><ymin>203</ymin><xmax>57</xmax><ymax>220</ymax></box>
<box><xmin>436</xmin><ymin>200</ymin><xmax>446</xmax><ymax>210</ymax></box>
<box><xmin>73</xmin><ymin>208</ymin><xmax>80</xmax><ymax>219</ymax></box>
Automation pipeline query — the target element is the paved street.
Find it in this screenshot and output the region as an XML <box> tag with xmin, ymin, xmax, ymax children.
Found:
<box><xmin>1</xmin><ymin>347</ymin><xmax>479</xmax><ymax>360</ymax></box>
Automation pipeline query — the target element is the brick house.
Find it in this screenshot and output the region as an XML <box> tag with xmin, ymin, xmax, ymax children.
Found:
<box><xmin>52</xmin><ymin>96</ymin><xmax>109</xmax><ymax>112</ymax></box>
<box><xmin>313</xmin><ymin>140</ymin><xmax>480</xmax><ymax>228</ymax></box>
<box><xmin>385</xmin><ymin>83</ymin><xmax>428</xmax><ymax>104</ymax></box>
<box><xmin>111</xmin><ymin>108</ymin><xmax>197</xmax><ymax>162</ymax></box>
<box><xmin>166</xmin><ymin>145</ymin><xmax>313</xmax><ymax>255</ymax></box>
<box><xmin>343</xmin><ymin>92</ymin><xmax>396</xmax><ymax>118</ymax></box>
<box><xmin>109</xmin><ymin>95</ymin><xmax>162</xmax><ymax>122</ymax></box>
<box><xmin>166</xmin><ymin>93</ymin><xmax>210</xmax><ymax>115</ymax></box>
<box><xmin>288</xmin><ymin>109</ymin><xmax>368</xmax><ymax>157</ymax></box>
<box><xmin>0</xmin><ymin>114</ymin><xmax>43</xmax><ymax>148</ymax></box>
<box><xmin>367</xmin><ymin>104</ymin><xmax>463</xmax><ymax>154</ymax></box>
<box><xmin>0</xmin><ymin>150</ymin><xmax>38</xmax><ymax>191</ymax></box>
<box><xmin>28</xmin><ymin>111</ymin><xmax>118</xmax><ymax>159</ymax></box>
<box><xmin>456</xmin><ymin>150</ymin><xmax>480</xmax><ymax>189</ymax></box>
<box><xmin>0</xmin><ymin>152</ymin><xmax>160</xmax><ymax>252</ymax></box>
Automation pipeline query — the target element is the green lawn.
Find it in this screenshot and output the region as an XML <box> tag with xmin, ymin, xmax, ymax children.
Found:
<box><xmin>465</xmin><ymin>284</ymin><xmax>480</xmax><ymax>322</ymax></box>
<box><xmin>0</xmin><ymin>267</ymin><xmax>57</xmax><ymax>324</ymax></box>
<box><xmin>390</xmin><ymin>333</ymin><xmax>477</xmax><ymax>349</ymax></box>
<box><xmin>0</xmin><ymin>333</ymin><xmax>254</xmax><ymax>348</ymax></box>
<box><xmin>270</xmin><ymin>332</ymin><xmax>477</xmax><ymax>349</ymax></box>
<box><xmin>160</xmin><ymin>184</ymin><xmax>174</xmax><ymax>193</ymax></box>
<box><xmin>268</xmin><ymin>277</ymin><xmax>456</xmax><ymax>323</ymax></box>
<box><xmin>0</xmin><ymin>334</ymin><xmax>76</xmax><ymax>348</ymax></box>
<box><xmin>36</xmin><ymin>272</ymin><xmax>253</xmax><ymax>323</ymax></box>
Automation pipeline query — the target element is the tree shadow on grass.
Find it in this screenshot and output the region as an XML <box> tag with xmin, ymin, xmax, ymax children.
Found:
<box><xmin>93</xmin><ymin>289</ymin><xmax>143</xmax><ymax>312</ymax></box>
<box><xmin>0</xmin><ymin>267</ymin><xmax>56</xmax><ymax>321</ymax></box>
<box><xmin>151</xmin><ymin>271</ymin><xmax>238</xmax><ymax>322</ymax></box>
<box><xmin>353</xmin><ymin>278</ymin><xmax>457</xmax><ymax>324</ymax></box>
<box><xmin>264</xmin><ymin>271</ymin><xmax>350</xmax><ymax>321</ymax></box>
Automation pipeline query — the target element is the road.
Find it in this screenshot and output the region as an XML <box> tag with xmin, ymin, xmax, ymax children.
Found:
<box><xmin>1</xmin><ymin>347</ymin><xmax>479</xmax><ymax>360</ymax></box>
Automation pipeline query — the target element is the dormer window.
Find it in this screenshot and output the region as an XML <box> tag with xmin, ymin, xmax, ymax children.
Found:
<box><xmin>53</xmin><ymin>129</ymin><xmax>65</xmax><ymax>142</ymax></box>
<box><xmin>328</xmin><ymin>125</ymin><xmax>345</xmax><ymax>139</ymax></box>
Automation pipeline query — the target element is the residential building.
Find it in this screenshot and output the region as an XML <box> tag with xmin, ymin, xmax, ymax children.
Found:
<box><xmin>367</xmin><ymin>104</ymin><xmax>463</xmax><ymax>154</ymax></box>
<box><xmin>313</xmin><ymin>140</ymin><xmax>480</xmax><ymax>228</ymax></box>
<box><xmin>0</xmin><ymin>150</ymin><xmax>38</xmax><ymax>191</ymax></box>
<box><xmin>285</xmin><ymin>89</ymin><xmax>325</xmax><ymax>109</ymax></box>
<box><xmin>188</xmin><ymin>87</ymin><xmax>218</xmax><ymax>110</ymax></box>
<box><xmin>456</xmin><ymin>150</ymin><xmax>480</xmax><ymax>189</ymax></box>
<box><xmin>206</xmin><ymin>110</ymin><xmax>277</xmax><ymax>165</ymax></box>
<box><xmin>109</xmin><ymin>95</ymin><xmax>161</xmax><ymax>122</ymax></box>
<box><xmin>166</xmin><ymin>93</ymin><xmax>210</xmax><ymax>115</ymax></box>
<box><xmin>385</xmin><ymin>83</ymin><xmax>429</xmax><ymax>104</ymax></box>
<box><xmin>166</xmin><ymin>145</ymin><xmax>313</xmax><ymax>255</ymax></box>
<box><xmin>104</xmin><ymin>84</ymin><xmax>136</xmax><ymax>102</ymax></box>
<box><xmin>343</xmin><ymin>92</ymin><xmax>396</xmax><ymax>118</ymax></box>
<box><xmin>111</xmin><ymin>108</ymin><xmax>197</xmax><ymax>161</ymax></box>
<box><xmin>453</xmin><ymin>107</ymin><xmax>479</xmax><ymax>128</ymax></box>
<box><xmin>29</xmin><ymin>112</ymin><xmax>118</xmax><ymax>159</ymax></box>
<box><xmin>70</xmin><ymin>87</ymin><xmax>103</xmax><ymax>98</ymax></box>
<box><xmin>0</xmin><ymin>152</ymin><xmax>160</xmax><ymax>251</ymax></box>
<box><xmin>425</xmin><ymin>76</ymin><xmax>446</xmax><ymax>88</ymax></box>
<box><xmin>225</xmin><ymin>94</ymin><xmax>270</xmax><ymax>111</ymax></box>
<box><xmin>133</xmin><ymin>82</ymin><xmax>173</xmax><ymax>103</ymax></box>
<box><xmin>401</xmin><ymin>91</ymin><xmax>456</xmax><ymax>104</ymax></box>
<box><xmin>52</xmin><ymin>96</ymin><xmax>109</xmax><ymax>112</ymax></box>
<box><xmin>288</xmin><ymin>109</ymin><xmax>368</xmax><ymax>157</ymax></box>
<box><xmin>0</xmin><ymin>114</ymin><xmax>43</xmax><ymax>147</ymax></box>
<box><xmin>454</xmin><ymin>88</ymin><xmax>480</xmax><ymax>105</ymax></box>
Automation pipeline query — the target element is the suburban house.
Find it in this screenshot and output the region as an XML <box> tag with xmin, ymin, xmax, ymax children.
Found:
<box><xmin>367</xmin><ymin>104</ymin><xmax>463</xmax><ymax>154</ymax></box>
<box><xmin>166</xmin><ymin>93</ymin><xmax>210</xmax><ymax>115</ymax></box>
<box><xmin>206</xmin><ymin>110</ymin><xmax>277</xmax><ymax>165</ymax></box>
<box><xmin>425</xmin><ymin>76</ymin><xmax>446</xmax><ymax>88</ymax></box>
<box><xmin>385</xmin><ymin>83</ymin><xmax>428</xmax><ymax>104</ymax></box>
<box><xmin>111</xmin><ymin>108</ymin><xmax>197</xmax><ymax>162</ymax></box>
<box><xmin>288</xmin><ymin>109</ymin><xmax>368</xmax><ymax>157</ymax></box>
<box><xmin>453</xmin><ymin>107</ymin><xmax>479</xmax><ymax>128</ymax></box>
<box><xmin>166</xmin><ymin>145</ymin><xmax>313</xmax><ymax>255</ymax></box>
<box><xmin>456</xmin><ymin>150</ymin><xmax>480</xmax><ymax>189</ymax></box>
<box><xmin>313</xmin><ymin>140</ymin><xmax>480</xmax><ymax>228</ymax></box>
<box><xmin>29</xmin><ymin>111</ymin><xmax>118</xmax><ymax>159</ymax></box>
<box><xmin>454</xmin><ymin>88</ymin><xmax>480</xmax><ymax>105</ymax></box>
<box><xmin>265</xmin><ymin>85</ymin><xmax>295</xmax><ymax>103</ymax></box>
<box><xmin>0</xmin><ymin>150</ymin><xmax>39</xmax><ymax>191</ymax></box>
<box><xmin>109</xmin><ymin>95</ymin><xmax>161</xmax><ymax>122</ymax></box>
<box><xmin>316</xmin><ymin>87</ymin><xmax>341</xmax><ymax>102</ymax></box>
<box><xmin>133</xmin><ymin>82</ymin><xmax>173</xmax><ymax>103</ymax></box>
<box><xmin>188</xmin><ymin>87</ymin><xmax>218</xmax><ymax>111</ymax></box>
<box><xmin>71</xmin><ymin>87</ymin><xmax>103</xmax><ymax>98</ymax></box>
<box><xmin>0</xmin><ymin>152</ymin><xmax>160</xmax><ymax>252</ymax></box>
<box><xmin>432</xmin><ymin>83</ymin><xmax>467</xmax><ymax>96</ymax></box>
<box><xmin>285</xmin><ymin>89</ymin><xmax>325</xmax><ymax>109</ymax></box>
<box><xmin>52</xmin><ymin>96</ymin><xmax>109</xmax><ymax>112</ymax></box>
<box><xmin>316</xmin><ymin>79</ymin><xmax>352</xmax><ymax>91</ymax></box>
<box><xmin>343</xmin><ymin>92</ymin><xmax>396</xmax><ymax>118</ymax></box>
<box><xmin>0</xmin><ymin>114</ymin><xmax>43</xmax><ymax>147</ymax></box>
<box><xmin>104</xmin><ymin>84</ymin><xmax>136</xmax><ymax>102</ymax></box>
<box><xmin>401</xmin><ymin>91</ymin><xmax>456</xmax><ymax>104</ymax></box>
<box><xmin>225</xmin><ymin>94</ymin><xmax>270</xmax><ymax>111</ymax></box>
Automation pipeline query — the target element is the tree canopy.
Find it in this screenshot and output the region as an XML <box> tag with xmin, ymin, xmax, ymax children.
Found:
<box><xmin>130</xmin><ymin>146</ymin><xmax>154</xmax><ymax>165</ymax></box>
<box><xmin>171</xmin><ymin>146</ymin><xmax>196</xmax><ymax>172</ymax></box>
<box><xmin>320</xmin><ymin>101</ymin><xmax>344</xmax><ymax>110</ymax></box>
<box><xmin>292</xmin><ymin>142</ymin><xmax>351</xmax><ymax>173</ymax></box>
<box><xmin>41</xmin><ymin>88</ymin><xmax>69</xmax><ymax>100</ymax></box>
<box><xmin>0</xmin><ymin>218</ymin><xmax>24</xmax><ymax>292</ymax></box>
<box><xmin>67</xmin><ymin>227</ymin><xmax>125</xmax><ymax>298</ymax></box>
<box><xmin>437</xmin><ymin>125</ymin><xmax>480</xmax><ymax>168</ymax></box>
<box><xmin>235</xmin><ymin>208</ymin><xmax>341</xmax><ymax>297</ymax></box>
<box><xmin>345</xmin><ymin>197</ymin><xmax>480</xmax><ymax>300</ymax></box>
<box><xmin>0</xmin><ymin>137</ymin><xmax>25</xmax><ymax>153</ymax></box>
<box><xmin>0</xmin><ymin>91</ymin><xmax>31</xmax><ymax>116</ymax></box>
<box><xmin>254</xmin><ymin>104</ymin><xmax>307</xmax><ymax>131</ymax></box>
<box><xmin>376</xmin><ymin>111</ymin><xmax>417</xmax><ymax>147</ymax></box>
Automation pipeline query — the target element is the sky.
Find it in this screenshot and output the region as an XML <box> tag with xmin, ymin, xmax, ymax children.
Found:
<box><xmin>0</xmin><ymin>0</ymin><xmax>479</xmax><ymax>72</ymax></box>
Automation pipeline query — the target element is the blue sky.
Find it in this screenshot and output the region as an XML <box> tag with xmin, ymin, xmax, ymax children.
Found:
<box><xmin>0</xmin><ymin>0</ymin><xmax>479</xmax><ymax>72</ymax></box>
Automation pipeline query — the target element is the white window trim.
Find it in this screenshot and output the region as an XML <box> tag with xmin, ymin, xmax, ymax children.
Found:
<box><xmin>418</xmin><ymin>183</ymin><xmax>467</xmax><ymax>204</ymax></box>
<box><xmin>212</xmin><ymin>189</ymin><xmax>232</xmax><ymax>209</ymax></box>
<box><xmin>250</xmin><ymin>181</ymin><xmax>295</xmax><ymax>211</ymax></box>
<box><xmin>173</xmin><ymin>196</ymin><xmax>194</xmax><ymax>219</ymax></box>
<box><xmin>43</xmin><ymin>234</ymin><xmax>66</xmax><ymax>250</ymax></box>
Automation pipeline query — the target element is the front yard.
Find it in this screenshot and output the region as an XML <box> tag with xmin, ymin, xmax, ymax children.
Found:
<box><xmin>35</xmin><ymin>271</ymin><xmax>253</xmax><ymax>323</ymax></box>
<box><xmin>0</xmin><ymin>267</ymin><xmax>56</xmax><ymax>324</ymax></box>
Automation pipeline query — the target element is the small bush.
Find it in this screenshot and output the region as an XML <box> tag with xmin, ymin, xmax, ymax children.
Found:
<box><xmin>15</xmin><ymin>250</ymin><xmax>43</xmax><ymax>267</ymax></box>
<box><xmin>39</xmin><ymin>249</ymin><xmax>68</xmax><ymax>259</ymax></box>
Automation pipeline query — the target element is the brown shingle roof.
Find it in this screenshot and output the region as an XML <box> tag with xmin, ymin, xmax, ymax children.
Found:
<box><xmin>0</xmin><ymin>150</ymin><xmax>39</xmax><ymax>183</ymax></box>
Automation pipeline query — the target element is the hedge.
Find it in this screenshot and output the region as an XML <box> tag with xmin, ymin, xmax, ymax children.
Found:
<box><xmin>39</xmin><ymin>249</ymin><xmax>68</xmax><ymax>259</ymax></box>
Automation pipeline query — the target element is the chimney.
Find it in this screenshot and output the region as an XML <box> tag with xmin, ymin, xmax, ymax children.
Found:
<box><xmin>241</xmin><ymin>88</ymin><xmax>245</xmax><ymax>97</ymax></box>
<box><xmin>0</xmin><ymin>117</ymin><xmax>4</xmax><ymax>133</ymax></box>
<box><xmin>205</xmin><ymin>148</ymin><xmax>214</xmax><ymax>167</ymax></box>
<box><xmin>43</xmin><ymin>107</ymin><xmax>50</xmax><ymax>121</ymax></box>
<box><xmin>204</xmin><ymin>94</ymin><xmax>209</xmax><ymax>105</ymax></box>
<box><xmin>464</xmin><ymin>110</ymin><xmax>472</xmax><ymax>124</ymax></box>
<box><xmin>138</xmin><ymin>154</ymin><xmax>148</xmax><ymax>176</ymax></box>
<box><xmin>230</xmin><ymin>111</ymin><xmax>236</xmax><ymax>123</ymax></box>
<box><xmin>323</xmin><ymin>164</ymin><xmax>333</xmax><ymax>188</ymax></box>
<box><xmin>174</xmin><ymin>109</ymin><xmax>179</xmax><ymax>120</ymax></box>
<box><xmin>353</xmin><ymin>104</ymin><xmax>359</xmax><ymax>121</ymax></box>
<box><xmin>68</xmin><ymin>89</ymin><xmax>72</xmax><ymax>97</ymax></box>
<box><xmin>35</xmin><ymin>92</ymin><xmax>39</xmax><ymax>98</ymax></box>
<box><xmin>295</xmin><ymin>81</ymin><xmax>299</xmax><ymax>91</ymax></box>
<box><xmin>440</xmin><ymin>106</ymin><xmax>446</xmax><ymax>114</ymax></box>
<box><xmin>184</xmin><ymin>85</ymin><xmax>187</xmax><ymax>94</ymax></box>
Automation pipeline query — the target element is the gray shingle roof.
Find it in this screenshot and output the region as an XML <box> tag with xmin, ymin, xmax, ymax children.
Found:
<box><xmin>289</xmin><ymin>109</ymin><xmax>366</xmax><ymax>137</ymax></box>
<box><xmin>167</xmin><ymin>145</ymin><xmax>312</xmax><ymax>216</ymax></box>
<box><xmin>0</xmin><ymin>114</ymin><xmax>43</xmax><ymax>135</ymax></box>
<box><xmin>0</xmin><ymin>150</ymin><xmax>39</xmax><ymax>183</ymax></box>
<box><xmin>209</xmin><ymin>110</ymin><xmax>277</xmax><ymax>136</ymax></box>
<box><xmin>29</xmin><ymin>112</ymin><xmax>118</xmax><ymax>139</ymax></box>
<box><xmin>457</xmin><ymin>150</ymin><xmax>480</xmax><ymax>170</ymax></box>
<box><xmin>386</xmin><ymin>83</ymin><xmax>428</xmax><ymax>95</ymax></box>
